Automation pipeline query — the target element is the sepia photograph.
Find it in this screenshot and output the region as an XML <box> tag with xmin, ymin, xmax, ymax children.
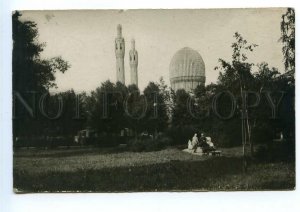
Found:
<box><xmin>12</xmin><ymin>8</ymin><xmax>295</xmax><ymax>192</ymax></box>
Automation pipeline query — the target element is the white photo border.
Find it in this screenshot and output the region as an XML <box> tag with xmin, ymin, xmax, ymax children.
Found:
<box><xmin>0</xmin><ymin>1</ymin><xmax>299</xmax><ymax>212</ymax></box>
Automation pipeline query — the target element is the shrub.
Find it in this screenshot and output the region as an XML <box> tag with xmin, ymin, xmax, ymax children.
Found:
<box><xmin>13</xmin><ymin>136</ymin><xmax>77</xmax><ymax>149</ymax></box>
<box><xmin>127</xmin><ymin>135</ymin><xmax>172</xmax><ymax>152</ymax></box>
<box><xmin>166</xmin><ymin>126</ymin><xmax>197</xmax><ymax>145</ymax></box>
<box><xmin>254</xmin><ymin>142</ymin><xmax>295</xmax><ymax>162</ymax></box>
<box><xmin>94</xmin><ymin>135</ymin><xmax>121</xmax><ymax>147</ymax></box>
<box><xmin>214</xmin><ymin>132</ymin><xmax>241</xmax><ymax>148</ymax></box>
<box><xmin>252</xmin><ymin>128</ymin><xmax>273</xmax><ymax>145</ymax></box>
<box><xmin>254</xmin><ymin>145</ymin><xmax>269</xmax><ymax>161</ymax></box>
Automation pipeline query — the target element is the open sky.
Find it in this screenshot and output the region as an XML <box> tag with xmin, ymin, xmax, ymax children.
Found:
<box><xmin>20</xmin><ymin>8</ymin><xmax>286</xmax><ymax>93</ymax></box>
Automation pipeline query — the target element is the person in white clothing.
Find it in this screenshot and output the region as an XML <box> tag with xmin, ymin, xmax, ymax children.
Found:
<box><xmin>191</xmin><ymin>133</ymin><xmax>199</xmax><ymax>153</ymax></box>
<box><xmin>205</xmin><ymin>137</ymin><xmax>216</xmax><ymax>152</ymax></box>
<box><xmin>188</xmin><ymin>140</ymin><xmax>193</xmax><ymax>150</ymax></box>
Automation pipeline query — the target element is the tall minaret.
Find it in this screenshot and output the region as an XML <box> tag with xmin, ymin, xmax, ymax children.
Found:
<box><xmin>115</xmin><ymin>24</ymin><xmax>125</xmax><ymax>84</ymax></box>
<box><xmin>129</xmin><ymin>39</ymin><xmax>138</xmax><ymax>86</ymax></box>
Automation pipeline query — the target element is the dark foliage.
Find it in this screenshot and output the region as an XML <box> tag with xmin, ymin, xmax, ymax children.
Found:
<box><xmin>13</xmin><ymin>11</ymin><xmax>72</xmax><ymax>139</ymax></box>
<box><xmin>127</xmin><ymin>135</ymin><xmax>171</xmax><ymax>152</ymax></box>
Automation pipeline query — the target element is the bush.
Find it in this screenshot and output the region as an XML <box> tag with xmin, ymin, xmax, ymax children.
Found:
<box><xmin>252</xmin><ymin>128</ymin><xmax>273</xmax><ymax>145</ymax></box>
<box><xmin>13</xmin><ymin>136</ymin><xmax>77</xmax><ymax>149</ymax></box>
<box><xmin>127</xmin><ymin>135</ymin><xmax>172</xmax><ymax>152</ymax></box>
<box><xmin>166</xmin><ymin>126</ymin><xmax>197</xmax><ymax>145</ymax></box>
<box><xmin>214</xmin><ymin>132</ymin><xmax>241</xmax><ymax>148</ymax></box>
<box><xmin>254</xmin><ymin>145</ymin><xmax>269</xmax><ymax>161</ymax></box>
<box><xmin>254</xmin><ymin>142</ymin><xmax>295</xmax><ymax>162</ymax></box>
<box><xmin>94</xmin><ymin>134</ymin><xmax>122</xmax><ymax>148</ymax></box>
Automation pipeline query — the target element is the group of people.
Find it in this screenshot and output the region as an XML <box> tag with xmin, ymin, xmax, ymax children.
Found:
<box><xmin>188</xmin><ymin>133</ymin><xmax>216</xmax><ymax>153</ymax></box>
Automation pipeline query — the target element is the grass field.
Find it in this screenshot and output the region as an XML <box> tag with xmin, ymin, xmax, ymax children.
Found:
<box><xmin>13</xmin><ymin>146</ymin><xmax>295</xmax><ymax>192</ymax></box>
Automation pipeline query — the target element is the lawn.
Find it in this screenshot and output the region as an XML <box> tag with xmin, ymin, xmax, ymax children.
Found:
<box><xmin>13</xmin><ymin>146</ymin><xmax>295</xmax><ymax>192</ymax></box>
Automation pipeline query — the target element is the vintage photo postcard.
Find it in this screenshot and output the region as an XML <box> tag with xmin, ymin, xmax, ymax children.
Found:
<box><xmin>13</xmin><ymin>8</ymin><xmax>295</xmax><ymax>192</ymax></box>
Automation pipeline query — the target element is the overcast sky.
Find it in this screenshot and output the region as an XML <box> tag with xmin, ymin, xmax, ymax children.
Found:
<box><xmin>20</xmin><ymin>8</ymin><xmax>286</xmax><ymax>93</ymax></box>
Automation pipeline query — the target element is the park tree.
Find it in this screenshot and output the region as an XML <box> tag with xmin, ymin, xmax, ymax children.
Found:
<box><xmin>215</xmin><ymin>32</ymin><xmax>258</xmax><ymax>158</ymax></box>
<box><xmin>87</xmin><ymin>80</ymin><xmax>127</xmax><ymax>134</ymax></box>
<box><xmin>125</xmin><ymin>85</ymin><xmax>146</xmax><ymax>138</ymax></box>
<box><xmin>157</xmin><ymin>77</ymin><xmax>173</xmax><ymax>119</ymax></box>
<box><xmin>191</xmin><ymin>84</ymin><xmax>210</xmax><ymax>123</ymax></box>
<box><xmin>214</xmin><ymin>8</ymin><xmax>295</xmax><ymax>162</ymax></box>
<box><xmin>169</xmin><ymin>89</ymin><xmax>197</xmax><ymax>144</ymax></box>
<box><xmin>13</xmin><ymin>11</ymin><xmax>70</xmax><ymax>138</ymax></box>
<box><xmin>248</xmin><ymin>63</ymin><xmax>282</xmax><ymax>148</ymax></box>
<box><xmin>13</xmin><ymin>11</ymin><xmax>70</xmax><ymax>92</ymax></box>
<box><xmin>280</xmin><ymin>8</ymin><xmax>295</xmax><ymax>79</ymax></box>
<box><xmin>41</xmin><ymin>90</ymin><xmax>87</xmax><ymax>137</ymax></box>
<box><xmin>279</xmin><ymin>8</ymin><xmax>295</xmax><ymax>143</ymax></box>
<box><xmin>143</xmin><ymin>81</ymin><xmax>169</xmax><ymax>137</ymax></box>
<box><xmin>171</xmin><ymin>89</ymin><xmax>193</xmax><ymax>128</ymax></box>
<box><xmin>87</xmin><ymin>80</ymin><xmax>170</xmax><ymax>141</ymax></box>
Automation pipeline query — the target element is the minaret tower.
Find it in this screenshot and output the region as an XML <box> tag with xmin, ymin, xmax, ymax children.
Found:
<box><xmin>129</xmin><ymin>39</ymin><xmax>138</xmax><ymax>86</ymax></box>
<box><xmin>115</xmin><ymin>24</ymin><xmax>125</xmax><ymax>84</ymax></box>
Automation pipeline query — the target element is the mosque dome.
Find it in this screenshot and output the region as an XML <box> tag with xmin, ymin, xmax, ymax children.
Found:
<box><xmin>169</xmin><ymin>47</ymin><xmax>206</xmax><ymax>92</ymax></box>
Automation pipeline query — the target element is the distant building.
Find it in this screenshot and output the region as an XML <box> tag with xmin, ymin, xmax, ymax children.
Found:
<box><xmin>169</xmin><ymin>47</ymin><xmax>206</xmax><ymax>92</ymax></box>
<box><xmin>114</xmin><ymin>25</ymin><xmax>139</xmax><ymax>87</ymax></box>
<box><xmin>114</xmin><ymin>26</ymin><xmax>205</xmax><ymax>91</ymax></box>
<box><xmin>115</xmin><ymin>24</ymin><xmax>125</xmax><ymax>84</ymax></box>
<box><xmin>129</xmin><ymin>39</ymin><xmax>138</xmax><ymax>86</ymax></box>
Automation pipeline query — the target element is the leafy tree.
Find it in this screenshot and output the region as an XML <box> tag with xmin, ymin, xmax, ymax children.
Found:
<box><xmin>43</xmin><ymin>90</ymin><xmax>87</xmax><ymax>136</ymax></box>
<box><xmin>157</xmin><ymin>77</ymin><xmax>173</xmax><ymax>119</ymax></box>
<box><xmin>171</xmin><ymin>89</ymin><xmax>193</xmax><ymax>128</ymax></box>
<box><xmin>215</xmin><ymin>32</ymin><xmax>258</xmax><ymax>157</ymax></box>
<box><xmin>143</xmin><ymin>81</ymin><xmax>169</xmax><ymax>137</ymax></box>
<box><xmin>168</xmin><ymin>89</ymin><xmax>195</xmax><ymax>144</ymax></box>
<box><xmin>192</xmin><ymin>84</ymin><xmax>210</xmax><ymax>121</ymax></box>
<box><xmin>13</xmin><ymin>11</ymin><xmax>70</xmax><ymax>92</ymax></box>
<box><xmin>280</xmin><ymin>8</ymin><xmax>295</xmax><ymax>78</ymax></box>
<box><xmin>126</xmin><ymin>85</ymin><xmax>146</xmax><ymax>138</ymax></box>
<box><xmin>13</xmin><ymin>11</ymin><xmax>70</xmax><ymax>138</ymax></box>
<box><xmin>87</xmin><ymin>80</ymin><xmax>127</xmax><ymax>134</ymax></box>
<box><xmin>214</xmin><ymin>23</ymin><xmax>295</xmax><ymax>162</ymax></box>
<box><xmin>279</xmin><ymin>8</ymin><xmax>295</xmax><ymax>141</ymax></box>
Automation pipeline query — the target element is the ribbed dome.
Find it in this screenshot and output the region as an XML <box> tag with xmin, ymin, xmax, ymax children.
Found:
<box><xmin>169</xmin><ymin>47</ymin><xmax>205</xmax><ymax>92</ymax></box>
<box><xmin>169</xmin><ymin>47</ymin><xmax>205</xmax><ymax>79</ymax></box>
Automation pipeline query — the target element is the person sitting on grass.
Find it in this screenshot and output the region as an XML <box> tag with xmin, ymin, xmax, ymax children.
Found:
<box><xmin>198</xmin><ymin>133</ymin><xmax>213</xmax><ymax>153</ymax></box>
<box><xmin>188</xmin><ymin>139</ymin><xmax>193</xmax><ymax>150</ymax></box>
<box><xmin>206</xmin><ymin>137</ymin><xmax>216</xmax><ymax>152</ymax></box>
<box><xmin>198</xmin><ymin>133</ymin><xmax>207</xmax><ymax>147</ymax></box>
<box><xmin>191</xmin><ymin>133</ymin><xmax>199</xmax><ymax>153</ymax></box>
